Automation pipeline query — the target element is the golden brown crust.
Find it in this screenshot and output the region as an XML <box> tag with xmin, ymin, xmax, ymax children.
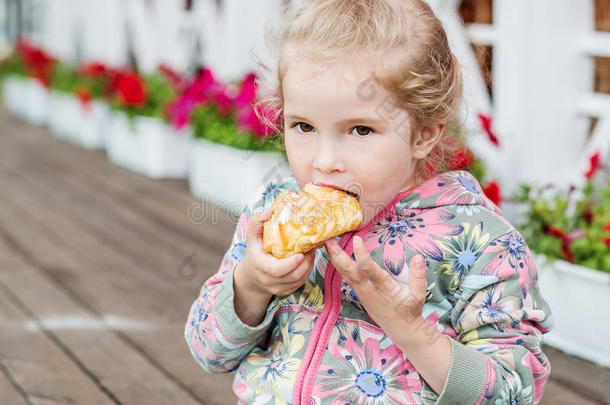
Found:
<box><xmin>262</xmin><ymin>183</ymin><xmax>362</xmax><ymax>258</ymax></box>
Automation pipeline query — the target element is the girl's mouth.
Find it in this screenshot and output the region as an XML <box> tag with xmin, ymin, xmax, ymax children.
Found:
<box><xmin>313</xmin><ymin>182</ymin><xmax>360</xmax><ymax>201</ymax></box>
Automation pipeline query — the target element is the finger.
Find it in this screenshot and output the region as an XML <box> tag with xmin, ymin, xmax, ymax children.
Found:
<box><xmin>408</xmin><ymin>255</ymin><xmax>428</xmax><ymax>300</ymax></box>
<box><xmin>287</xmin><ymin>249</ymin><xmax>316</xmax><ymax>283</ymax></box>
<box><xmin>247</xmin><ymin>210</ymin><xmax>272</xmax><ymax>243</ymax></box>
<box><xmin>352</xmin><ymin>236</ymin><xmax>385</xmax><ymax>284</ymax></box>
<box><xmin>260</xmin><ymin>252</ymin><xmax>304</xmax><ymax>277</ymax></box>
<box><xmin>260</xmin><ymin>251</ymin><xmax>314</xmax><ymax>291</ymax></box>
<box><xmin>324</xmin><ymin>238</ymin><xmax>356</xmax><ymax>277</ymax></box>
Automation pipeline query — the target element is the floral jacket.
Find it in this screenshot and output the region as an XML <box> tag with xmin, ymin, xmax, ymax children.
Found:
<box><xmin>185</xmin><ymin>170</ymin><xmax>554</xmax><ymax>404</ymax></box>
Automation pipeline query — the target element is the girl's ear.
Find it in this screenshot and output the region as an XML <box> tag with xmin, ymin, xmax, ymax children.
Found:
<box><xmin>412</xmin><ymin>122</ymin><xmax>446</xmax><ymax>160</ymax></box>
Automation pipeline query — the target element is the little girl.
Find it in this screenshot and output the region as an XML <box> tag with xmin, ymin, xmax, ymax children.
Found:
<box><xmin>185</xmin><ymin>0</ymin><xmax>553</xmax><ymax>404</ymax></box>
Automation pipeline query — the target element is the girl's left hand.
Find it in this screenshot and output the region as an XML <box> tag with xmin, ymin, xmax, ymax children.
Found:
<box><xmin>324</xmin><ymin>235</ymin><xmax>428</xmax><ymax>333</ymax></box>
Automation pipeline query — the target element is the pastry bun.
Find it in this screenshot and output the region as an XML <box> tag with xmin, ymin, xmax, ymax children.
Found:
<box><xmin>262</xmin><ymin>183</ymin><xmax>362</xmax><ymax>258</ymax></box>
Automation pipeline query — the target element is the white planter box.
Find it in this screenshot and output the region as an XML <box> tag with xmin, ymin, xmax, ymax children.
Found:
<box><xmin>2</xmin><ymin>75</ymin><xmax>30</xmax><ymax>119</ymax></box>
<box><xmin>48</xmin><ymin>90</ymin><xmax>81</xmax><ymax>143</ymax></box>
<box><xmin>24</xmin><ymin>78</ymin><xmax>49</xmax><ymax>126</ymax></box>
<box><xmin>187</xmin><ymin>137</ymin><xmax>291</xmax><ymax>214</ymax></box>
<box><xmin>79</xmin><ymin>101</ymin><xmax>108</xmax><ymax>150</ymax></box>
<box><xmin>2</xmin><ymin>76</ymin><xmax>50</xmax><ymax>125</ymax></box>
<box><xmin>536</xmin><ymin>254</ymin><xmax>610</xmax><ymax>368</ymax></box>
<box><xmin>106</xmin><ymin>112</ymin><xmax>188</xmax><ymax>179</ymax></box>
<box><xmin>48</xmin><ymin>91</ymin><xmax>107</xmax><ymax>149</ymax></box>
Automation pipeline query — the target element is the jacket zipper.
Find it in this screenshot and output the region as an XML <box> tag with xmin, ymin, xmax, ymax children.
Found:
<box><xmin>292</xmin><ymin>189</ymin><xmax>412</xmax><ymax>404</ymax></box>
<box><xmin>293</xmin><ymin>232</ymin><xmax>355</xmax><ymax>404</ymax></box>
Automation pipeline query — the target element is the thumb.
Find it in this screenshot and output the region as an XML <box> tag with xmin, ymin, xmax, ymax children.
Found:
<box><xmin>408</xmin><ymin>255</ymin><xmax>427</xmax><ymax>299</ymax></box>
<box><xmin>247</xmin><ymin>210</ymin><xmax>273</xmax><ymax>243</ymax></box>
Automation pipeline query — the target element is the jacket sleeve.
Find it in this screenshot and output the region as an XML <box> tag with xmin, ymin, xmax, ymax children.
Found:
<box><xmin>184</xmin><ymin>180</ymin><xmax>283</xmax><ymax>374</ymax></box>
<box><xmin>420</xmin><ymin>230</ymin><xmax>554</xmax><ymax>405</ymax></box>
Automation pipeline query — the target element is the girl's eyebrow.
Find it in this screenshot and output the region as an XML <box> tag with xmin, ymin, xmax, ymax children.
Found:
<box><xmin>284</xmin><ymin>114</ymin><xmax>386</xmax><ymax>127</ymax></box>
<box><xmin>284</xmin><ymin>114</ymin><xmax>310</xmax><ymax>122</ymax></box>
<box><xmin>334</xmin><ymin>117</ymin><xmax>387</xmax><ymax>127</ymax></box>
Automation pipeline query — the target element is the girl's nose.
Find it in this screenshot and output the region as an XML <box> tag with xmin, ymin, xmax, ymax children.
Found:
<box><xmin>312</xmin><ymin>136</ymin><xmax>345</xmax><ymax>173</ymax></box>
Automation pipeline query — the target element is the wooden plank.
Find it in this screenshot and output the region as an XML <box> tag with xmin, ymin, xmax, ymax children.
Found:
<box><xmin>0</xmin><ymin>112</ymin><xmax>236</xmax><ymax>302</ymax></box>
<box><xmin>0</xmin><ymin>137</ymin><xmax>227</xmax><ymax>293</ymax></box>
<box><xmin>0</xmin><ymin>366</ymin><xmax>29</xmax><ymax>405</ymax></box>
<box><xmin>0</xmin><ymin>170</ymin><xmax>195</xmax><ymax>319</ymax></box>
<box><xmin>0</xmin><ymin>248</ymin><xmax>117</xmax><ymax>405</ymax></box>
<box><xmin>0</xmin><ymin>172</ymin><xmax>235</xmax><ymax>404</ymax></box>
<box><xmin>0</xmin><ymin>229</ymin><xmax>211</xmax><ymax>405</ymax></box>
<box><xmin>541</xmin><ymin>379</ymin><xmax>603</xmax><ymax>405</ymax></box>
<box><xmin>0</xmin><ymin>178</ymin><xmax>232</xmax><ymax>404</ymax></box>
<box><xmin>0</xmin><ymin>109</ymin><xmax>236</xmax><ymax>255</ymax></box>
<box><xmin>0</xmin><ymin>171</ymin><xmax>232</xmax><ymax>404</ymax></box>
<box><xmin>0</xmin><ymin>112</ymin><xmax>237</xmax><ymax>403</ymax></box>
<box><xmin>544</xmin><ymin>345</ymin><xmax>610</xmax><ymax>405</ymax></box>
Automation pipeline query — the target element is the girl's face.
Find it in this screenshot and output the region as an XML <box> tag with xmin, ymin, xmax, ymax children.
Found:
<box><xmin>283</xmin><ymin>55</ymin><xmax>441</xmax><ymax>230</ymax></box>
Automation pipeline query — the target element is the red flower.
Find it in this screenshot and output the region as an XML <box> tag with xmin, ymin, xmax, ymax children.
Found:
<box><xmin>16</xmin><ymin>38</ymin><xmax>55</xmax><ymax>87</ymax></box>
<box><xmin>482</xmin><ymin>180</ymin><xmax>503</xmax><ymax>207</ymax></box>
<box><xmin>424</xmin><ymin>162</ymin><xmax>440</xmax><ymax>179</ymax></box>
<box><xmin>114</xmin><ymin>71</ymin><xmax>147</xmax><ymax>107</ymax></box>
<box><xmin>75</xmin><ymin>87</ymin><xmax>92</xmax><ymax>111</ymax></box>
<box><xmin>449</xmin><ymin>149</ymin><xmax>474</xmax><ymax>170</ymax></box>
<box><xmin>80</xmin><ymin>61</ymin><xmax>108</xmax><ymax>77</ymax></box>
<box><xmin>478</xmin><ymin>113</ymin><xmax>500</xmax><ymax>147</ymax></box>
<box><xmin>584</xmin><ymin>210</ymin><xmax>595</xmax><ymax>224</ymax></box>
<box><xmin>584</xmin><ymin>150</ymin><xmax>602</xmax><ymax>180</ymax></box>
<box><xmin>545</xmin><ymin>225</ymin><xmax>574</xmax><ymax>263</ymax></box>
<box><xmin>603</xmin><ymin>222</ymin><xmax>610</xmax><ymax>232</ymax></box>
<box><xmin>604</xmin><ymin>237</ymin><xmax>610</xmax><ymax>248</ymax></box>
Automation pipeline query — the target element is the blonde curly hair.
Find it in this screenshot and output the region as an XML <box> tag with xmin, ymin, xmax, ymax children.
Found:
<box><xmin>256</xmin><ymin>0</ymin><xmax>464</xmax><ymax>182</ymax></box>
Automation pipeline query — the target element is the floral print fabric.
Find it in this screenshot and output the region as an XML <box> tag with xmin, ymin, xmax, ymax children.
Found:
<box><xmin>185</xmin><ymin>170</ymin><xmax>553</xmax><ymax>404</ymax></box>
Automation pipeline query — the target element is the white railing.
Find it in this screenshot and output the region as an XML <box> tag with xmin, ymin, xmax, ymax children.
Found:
<box><xmin>460</xmin><ymin>0</ymin><xmax>607</xmax><ymax>194</ymax></box>
<box><xmin>0</xmin><ymin>0</ymin><xmax>607</xmax><ymax>195</ymax></box>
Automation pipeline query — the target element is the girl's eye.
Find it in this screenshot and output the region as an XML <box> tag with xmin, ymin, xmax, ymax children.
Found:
<box><xmin>351</xmin><ymin>126</ymin><xmax>372</xmax><ymax>136</ymax></box>
<box><xmin>295</xmin><ymin>122</ymin><xmax>314</xmax><ymax>133</ymax></box>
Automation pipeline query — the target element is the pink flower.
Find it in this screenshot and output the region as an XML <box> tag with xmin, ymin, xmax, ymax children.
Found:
<box><xmin>166</xmin><ymin>96</ymin><xmax>198</xmax><ymax>129</ymax></box>
<box><xmin>364</xmin><ymin>208</ymin><xmax>463</xmax><ymax>274</ymax></box>
<box><xmin>234</xmin><ymin>72</ymin><xmax>258</xmax><ymax>107</ymax></box>
<box><xmin>211</xmin><ymin>85</ymin><xmax>234</xmax><ymax>116</ymax></box>
<box><xmin>166</xmin><ymin>67</ymin><xmax>221</xmax><ymax>129</ymax></box>
<box><xmin>316</xmin><ymin>337</ymin><xmax>422</xmax><ymax>403</ymax></box>
<box><xmin>417</xmin><ymin>171</ymin><xmax>489</xmax><ymax>207</ymax></box>
<box><xmin>237</xmin><ymin>103</ymin><xmax>278</xmax><ymax>139</ymax></box>
<box><xmin>188</xmin><ymin>67</ymin><xmax>218</xmax><ymax>102</ymax></box>
<box><xmin>482</xmin><ymin>231</ymin><xmax>532</xmax><ymax>288</ymax></box>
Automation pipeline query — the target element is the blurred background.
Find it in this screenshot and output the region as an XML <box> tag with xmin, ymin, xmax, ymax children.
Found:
<box><xmin>0</xmin><ymin>1</ymin><xmax>609</xmax><ymax>404</ymax></box>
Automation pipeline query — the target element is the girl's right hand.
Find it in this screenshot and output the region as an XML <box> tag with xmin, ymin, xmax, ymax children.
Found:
<box><xmin>234</xmin><ymin>210</ymin><xmax>316</xmax><ymax>299</ymax></box>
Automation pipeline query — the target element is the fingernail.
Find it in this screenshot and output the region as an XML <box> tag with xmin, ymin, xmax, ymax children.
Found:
<box><xmin>415</xmin><ymin>255</ymin><xmax>425</xmax><ymax>266</ymax></box>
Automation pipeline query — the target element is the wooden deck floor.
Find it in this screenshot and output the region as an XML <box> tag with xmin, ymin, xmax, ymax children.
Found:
<box><xmin>0</xmin><ymin>107</ymin><xmax>608</xmax><ymax>405</ymax></box>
